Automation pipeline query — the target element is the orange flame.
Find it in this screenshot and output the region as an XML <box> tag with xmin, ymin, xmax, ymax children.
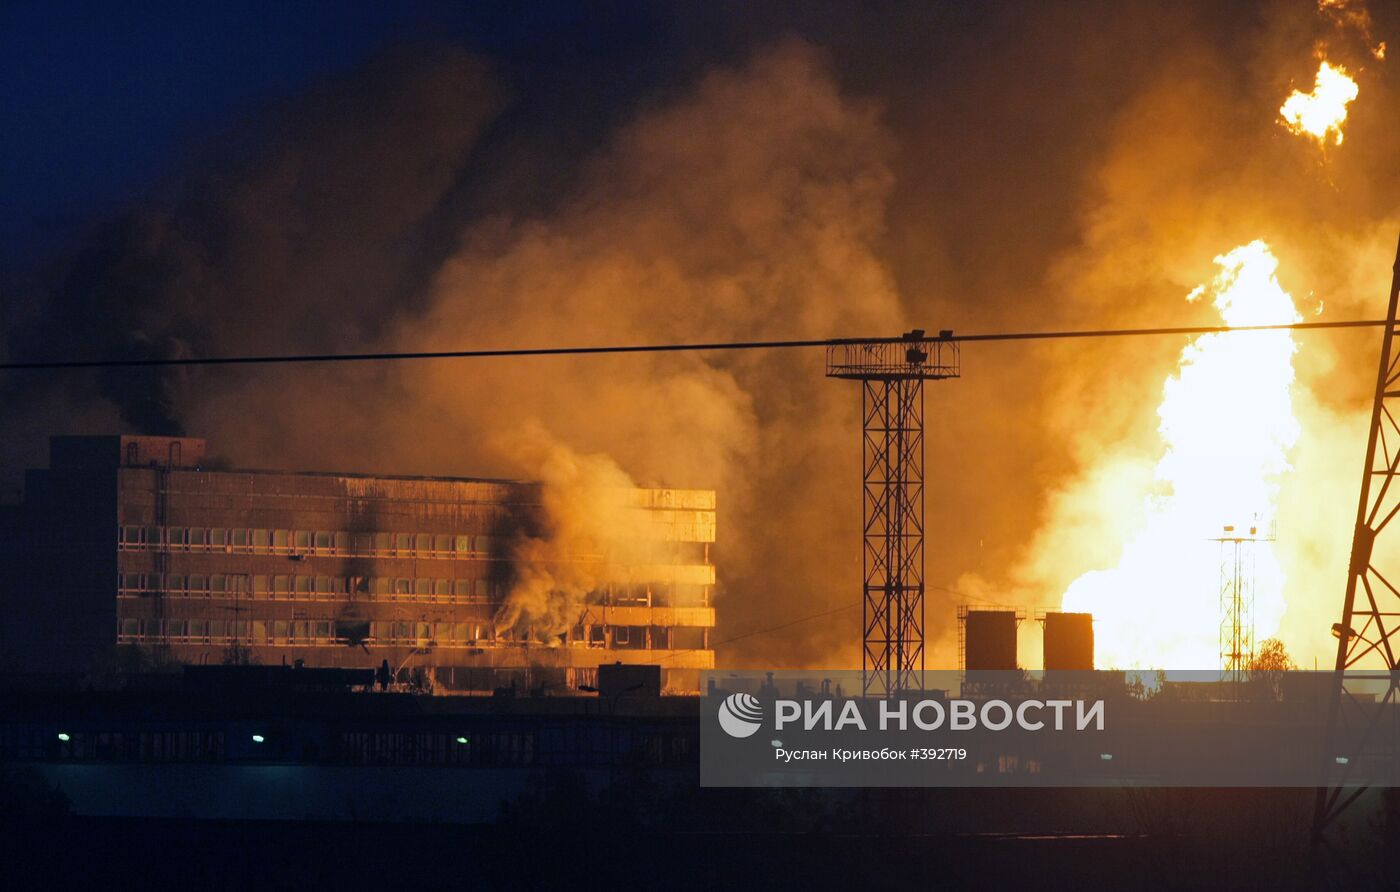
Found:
<box><xmin>1279</xmin><ymin>61</ymin><xmax>1359</xmax><ymax>145</ymax></box>
<box><xmin>1061</xmin><ymin>242</ymin><xmax>1301</xmax><ymax>668</ymax></box>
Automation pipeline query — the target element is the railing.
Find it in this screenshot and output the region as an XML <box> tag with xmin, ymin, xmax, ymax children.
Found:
<box><xmin>826</xmin><ymin>335</ymin><xmax>960</xmax><ymax>380</ymax></box>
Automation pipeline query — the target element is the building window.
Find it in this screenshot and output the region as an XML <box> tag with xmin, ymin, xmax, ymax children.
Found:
<box><xmin>314</xmin><ymin>531</ymin><xmax>332</xmax><ymax>550</ymax></box>
<box><xmin>188</xmin><ymin>574</ymin><xmax>207</xmax><ymax>592</ymax></box>
<box><xmin>414</xmin><ymin>533</ymin><xmax>431</xmax><ymax>553</ymax></box>
<box><xmin>252</xmin><ymin>529</ymin><xmax>271</xmax><ymax>549</ymax></box>
<box><xmin>120</xmin><ymin>618</ymin><xmax>140</xmax><ymax>638</ymax></box>
<box><xmin>189</xmin><ymin>528</ymin><xmax>208</xmax><ymax>547</ymax></box>
<box><xmin>455</xmin><ymin>535</ymin><xmax>471</xmax><ymax>553</ymax></box>
<box><xmin>294</xmin><ymin>531</ymin><xmax>311</xmax><ymax>550</ymax></box>
<box><xmin>395</xmin><ymin>533</ymin><xmax>411</xmax><ymax>553</ymax></box>
<box><xmin>210</xmin><ymin>528</ymin><xmax>227</xmax><ymax>547</ymax></box>
<box><xmin>295</xmin><ymin>576</ymin><xmax>312</xmax><ymax>594</ymax></box>
<box><xmin>615</xmin><ymin>626</ymin><xmax>631</xmax><ymax>645</ymax></box>
<box><xmin>231</xmin><ymin>529</ymin><xmax>249</xmax><ymax>548</ymax></box>
<box><xmin>210</xmin><ymin>575</ymin><xmax>228</xmax><ymax>593</ymax></box>
<box><xmin>273</xmin><ymin>530</ymin><xmax>290</xmax><ymax>550</ymax></box>
<box><xmin>394</xmin><ymin>578</ymin><xmax>411</xmax><ymax>596</ymax></box>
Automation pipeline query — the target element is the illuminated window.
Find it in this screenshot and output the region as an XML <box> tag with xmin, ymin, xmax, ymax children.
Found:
<box><xmin>210</xmin><ymin>529</ymin><xmax>227</xmax><ymax>547</ymax></box>
<box><xmin>434</xmin><ymin>579</ymin><xmax>450</xmax><ymax>597</ymax></box>
<box><xmin>252</xmin><ymin>529</ymin><xmax>271</xmax><ymax>549</ymax></box>
<box><xmin>395</xmin><ymin>533</ymin><xmax>411</xmax><ymax>552</ymax></box>
<box><xmin>253</xmin><ymin>575</ymin><xmax>270</xmax><ymax>595</ymax></box>
<box><xmin>453</xmin><ymin>579</ymin><xmax>471</xmax><ymax>597</ymax></box>
<box><xmin>414</xmin><ymin>579</ymin><xmax>431</xmax><ymax>596</ymax></box>
<box><xmin>374</xmin><ymin>532</ymin><xmax>392</xmax><ymax>553</ymax></box>
<box><xmin>273</xmin><ymin>575</ymin><xmax>289</xmax><ymax>593</ymax></box>
<box><xmin>455</xmin><ymin>535</ymin><xmax>471</xmax><ymax>553</ymax></box>
<box><xmin>273</xmin><ymin>621</ymin><xmax>288</xmax><ymax>641</ymax></box>
<box><xmin>273</xmin><ymin>530</ymin><xmax>290</xmax><ymax>549</ymax></box>
<box><xmin>295</xmin><ymin>576</ymin><xmax>312</xmax><ymax>593</ymax></box>
<box><xmin>395</xmin><ymin>578</ymin><xmax>412</xmax><ymax>595</ymax></box>
<box><xmin>414</xmin><ymin>533</ymin><xmax>431</xmax><ymax>553</ymax></box>
<box><xmin>434</xmin><ymin>534</ymin><xmax>452</xmax><ymax>553</ymax></box>
<box><xmin>314</xmin><ymin>531</ymin><xmax>332</xmax><ymax>550</ymax></box>
<box><xmin>294</xmin><ymin>531</ymin><xmax>311</xmax><ymax>549</ymax></box>
<box><xmin>315</xmin><ymin>576</ymin><xmax>335</xmax><ymax>594</ymax></box>
<box><xmin>334</xmin><ymin>532</ymin><xmax>350</xmax><ymax>551</ymax></box>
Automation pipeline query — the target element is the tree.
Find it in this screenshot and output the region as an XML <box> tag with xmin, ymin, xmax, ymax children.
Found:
<box><xmin>1250</xmin><ymin>638</ymin><xmax>1297</xmax><ymax>673</ymax></box>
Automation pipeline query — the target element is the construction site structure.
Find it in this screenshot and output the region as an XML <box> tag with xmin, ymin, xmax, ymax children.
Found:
<box><xmin>0</xmin><ymin>435</ymin><xmax>716</xmax><ymax>694</ymax></box>
<box><xmin>827</xmin><ymin>331</ymin><xmax>959</xmax><ymax>696</ymax></box>
<box><xmin>1312</xmin><ymin>232</ymin><xmax>1400</xmax><ymax>858</ymax></box>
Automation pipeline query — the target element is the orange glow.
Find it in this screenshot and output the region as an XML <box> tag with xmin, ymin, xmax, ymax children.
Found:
<box><xmin>1061</xmin><ymin>242</ymin><xmax>1301</xmax><ymax>668</ymax></box>
<box><xmin>1279</xmin><ymin>61</ymin><xmax>1359</xmax><ymax>145</ymax></box>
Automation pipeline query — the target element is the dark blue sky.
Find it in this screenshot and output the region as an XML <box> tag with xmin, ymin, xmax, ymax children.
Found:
<box><xmin>0</xmin><ymin>1</ymin><xmax>614</xmax><ymax>261</ymax></box>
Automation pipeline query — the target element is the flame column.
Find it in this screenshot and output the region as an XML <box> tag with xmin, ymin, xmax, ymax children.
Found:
<box><xmin>1312</xmin><ymin>232</ymin><xmax>1400</xmax><ymax>859</ymax></box>
<box><xmin>827</xmin><ymin>332</ymin><xmax>959</xmax><ymax>695</ymax></box>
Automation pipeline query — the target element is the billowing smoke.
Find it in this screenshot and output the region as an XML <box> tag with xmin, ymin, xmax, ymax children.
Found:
<box><xmin>491</xmin><ymin>425</ymin><xmax>652</xmax><ymax>640</ymax></box>
<box><xmin>3</xmin><ymin>1</ymin><xmax>1398</xmax><ymax>669</ymax></box>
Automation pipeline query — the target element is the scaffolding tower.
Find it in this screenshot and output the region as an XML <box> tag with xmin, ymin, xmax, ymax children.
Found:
<box><xmin>827</xmin><ymin>330</ymin><xmax>959</xmax><ymax>696</ymax></box>
<box><xmin>1210</xmin><ymin>520</ymin><xmax>1275</xmax><ymax>682</ymax></box>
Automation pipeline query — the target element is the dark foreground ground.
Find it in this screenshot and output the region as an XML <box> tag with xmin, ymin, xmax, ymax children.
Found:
<box><xmin>0</xmin><ymin>815</ymin><xmax>1252</xmax><ymax>891</ymax></box>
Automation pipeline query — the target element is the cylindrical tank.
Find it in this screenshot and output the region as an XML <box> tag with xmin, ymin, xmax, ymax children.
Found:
<box><xmin>1043</xmin><ymin>612</ymin><xmax>1094</xmax><ymax>670</ymax></box>
<box><xmin>964</xmin><ymin>610</ymin><xmax>1018</xmax><ymax>670</ymax></box>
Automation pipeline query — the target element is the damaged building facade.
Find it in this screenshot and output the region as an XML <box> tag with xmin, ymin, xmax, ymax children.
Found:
<box><xmin>1</xmin><ymin>436</ymin><xmax>716</xmax><ymax>693</ymax></box>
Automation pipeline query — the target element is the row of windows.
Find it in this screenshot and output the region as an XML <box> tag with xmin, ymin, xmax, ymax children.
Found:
<box><xmin>117</xmin><ymin>525</ymin><xmax>713</xmax><ymax>560</ymax></box>
<box><xmin>116</xmin><ymin>573</ymin><xmax>711</xmax><ymax>607</ymax></box>
<box><xmin>116</xmin><ymin>620</ymin><xmax>685</xmax><ymax>648</ymax></box>
<box><xmin>119</xmin><ymin>572</ymin><xmax>499</xmax><ymax>600</ymax></box>
<box><xmin>119</xmin><ymin>526</ymin><xmax>501</xmax><ymax>557</ymax></box>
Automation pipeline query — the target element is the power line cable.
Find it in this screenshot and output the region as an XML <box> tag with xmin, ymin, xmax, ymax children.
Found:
<box><xmin>0</xmin><ymin>318</ymin><xmax>1384</xmax><ymax>371</ymax></box>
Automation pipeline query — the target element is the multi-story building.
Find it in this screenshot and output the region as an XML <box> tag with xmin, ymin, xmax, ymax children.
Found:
<box><xmin>0</xmin><ymin>435</ymin><xmax>716</xmax><ymax>693</ymax></box>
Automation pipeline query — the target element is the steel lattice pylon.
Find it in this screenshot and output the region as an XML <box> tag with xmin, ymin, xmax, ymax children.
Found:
<box><xmin>1312</xmin><ymin>232</ymin><xmax>1400</xmax><ymax>862</ymax></box>
<box><xmin>827</xmin><ymin>331</ymin><xmax>959</xmax><ymax>696</ymax></box>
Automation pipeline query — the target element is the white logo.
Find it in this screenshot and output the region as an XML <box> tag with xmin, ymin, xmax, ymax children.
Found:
<box><xmin>717</xmin><ymin>692</ymin><xmax>764</xmax><ymax>738</ymax></box>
